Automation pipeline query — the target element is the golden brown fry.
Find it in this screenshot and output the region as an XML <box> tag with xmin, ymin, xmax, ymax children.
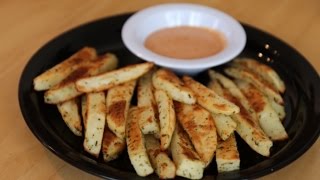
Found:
<box><xmin>34</xmin><ymin>47</ymin><xmax>97</xmax><ymax>91</ymax></box>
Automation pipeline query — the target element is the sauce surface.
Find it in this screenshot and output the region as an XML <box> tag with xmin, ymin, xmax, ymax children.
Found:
<box><xmin>144</xmin><ymin>26</ymin><xmax>226</xmax><ymax>59</ymax></box>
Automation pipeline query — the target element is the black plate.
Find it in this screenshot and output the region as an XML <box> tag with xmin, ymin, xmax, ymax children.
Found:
<box><xmin>19</xmin><ymin>13</ymin><xmax>320</xmax><ymax>179</ymax></box>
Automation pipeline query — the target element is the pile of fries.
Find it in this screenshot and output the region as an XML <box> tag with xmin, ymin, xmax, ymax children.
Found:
<box><xmin>33</xmin><ymin>47</ymin><xmax>287</xmax><ymax>179</ymax></box>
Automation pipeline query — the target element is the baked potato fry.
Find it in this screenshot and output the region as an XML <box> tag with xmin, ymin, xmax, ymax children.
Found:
<box><xmin>145</xmin><ymin>135</ymin><xmax>176</xmax><ymax>179</ymax></box>
<box><xmin>171</xmin><ymin>124</ymin><xmax>205</xmax><ymax>179</ymax></box>
<box><xmin>233</xmin><ymin>58</ymin><xmax>285</xmax><ymax>93</ymax></box>
<box><xmin>126</xmin><ymin>107</ymin><xmax>154</xmax><ymax>177</ymax></box>
<box><xmin>102</xmin><ymin>126</ymin><xmax>126</xmax><ymax>162</ymax></box>
<box><xmin>207</xmin><ymin>81</ymin><xmax>237</xmax><ymax>140</ymax></box>
<box><xmin>183</xmin><ymin>76</ymin><xmax>239</xmax><ymax>115</ymax></box>
<box><xmin>216</xmin><ymin>134</ymin><xmax>240</xmax><ymax>172</ymax></box>
<box><xmin>225</xmin><ymin>67</ymin><xmax>283</xmax><ymax>104</ymax></box>
<box><xmin>137</xmin><ymin>106</ymin><xmax>160</xmax><ymax>136</ymax></box>
<box><xmin>34</xmin><ymin>47</ymin><xmax>97</xmax><ymax>91</ymax></box>
<box><xmin>175</xmin><ymin>102</ymin><xmax>217</xmax><ymax>167</ymax></box>
<box><xmin>211</xmin><ymin>80</ymin><xmax>272</xmax><ymax>157</ymax></box>
<box><xmin>269</xmin><ymin>99</ymin><xmax>286</xmax><ymax>120</ymax></box>
<box><xmin>83</xmin><ymin>92</ymin><xmax>106</xmax><ymax>157</ymax></box>
<box><xmin>76</xmin><ymin>62</ymin><xmax>154</xmax><ymax>93</ymax></box>
<box><xmin>106</xmin><ymin>80</ymin><xmax>136</xmax><ymax>140</ymax></box>
<box><xmin>137</xmin><ymin>71</ymin><xmax>160</xmax><ymax>137</ymax></box>
<box><xmin>154</xmin><ymin>89</ymin><xmax>176</xmax><ymax>150</ymax></box>
<box><xmin>236</xmin><ymin>80</ymin><xmax>288</xmax><ymax>140</ymax></box>
<box><xmin>152</xmin><ymin>69</ymin><xmax>196</xmax><ymax>104</ymax></box>
<box><xmin>44</xmin><ymin>53</ymin><xmax>118</xmax><ymax>104</ymax></box>
<box><xmin>57</xmin><ymin>98</ymin><xmax>82</xmax><ymax>136</ymax></box>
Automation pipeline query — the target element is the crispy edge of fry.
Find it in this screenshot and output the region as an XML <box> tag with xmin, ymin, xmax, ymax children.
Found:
<box><xmin>216</xmin><ymin>133</ymin><xmax>240</xmax><ymax>173</ymax></box>
<box><xmin>83</xmin><ymin>92</ymin><xmax>106</xmax><ymax>158</ymax></box>
<box><xmin>152</xmin><ymin>69</ymin><xmax>196</xmax><ymax>104</ymax></box>
<box><xmin>236</xmin><ymin>80</ymin><xmax>288</xmax><ymax>140</ymax></box>
<box><xmin>44</xmin><ymin>53</ymin><xmax>118</xmax><ymax>104</ymax></box>
<box><xmin>175</xmin><ymin>102</ymin><xmax>217</xmax><ymax>167</ymax></box>
<box><xmin>34</xmin><ymin>47</ymin><xmax>97</xmax><ymax>91</ymax></box>
<box><xmin>225</xmin><ymin>67</ymin><xmax>283</xmax><ymax>104</ymax></box>
<box><xmin>57</xmin><ymin>98</ymin><xmax>82</xmax><ymax>136</ymax></box>
<box><xmin>154</xmin><ymin>89</ymin><xmax>176</xmax><ymax>150</ymax></box>
<box><xmin>171</xmin><ymin>123</ymin><xmax>205</xmax><ymax>179</ymax></box>
<box><xmin>106</xmin><ymin>80</ymin><xmax>136</xmax><ymax>140</ymax></box>
<box><xmin>126</xmin><ymin>107</ymin><xmax>154</xmax><ymax>177</ymax></box>
<box><xmin>211</xmin><ymin>80</ymin><xmax>272</xmax><ymax>157</ymax></box>
<box><xmin>233</xmin><ymin>58</ymin><xmax>285</xmax><ymax>93</ymax></box>
<box><xmin>145</xmin><ymin>135</ymin><xmax>176</xmax><ymax>179</ymax></box>
<box><xmin>102</xmin><ymin>126</ymin><xmax>126</xmax><ymax>162</ymax></box>
<box><xmin>76</xmin><ymin>62</ymin><xmax>154</xmax><ymax>93</ymax></box>
<box><xmin>183</xmin><ymin>75</ymin><xmax>239</xmax><ymax>115</ymax></box>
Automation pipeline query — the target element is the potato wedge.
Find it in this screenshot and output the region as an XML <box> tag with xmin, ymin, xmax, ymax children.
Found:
<box><xmin>83</xmin><ymin>92</ymin><xmax>106</xmax><ymax>157</ymax></box>
<box><xmin>34</xmin><ymin>47</ymin><xmax>97</xmax><ymax>91</ymax></box>
<box><xmin>236</xmin><ymin>80</ymin><xmax>288</xmax><ymax>140</ymax></box>
<box><xmin>137</xmin><ymin>70</ymin><xmax>157</xmax><ymax>107</ymax></box>
<box><xmin>233</xmin><ymin>58</ymin><xmax>285</xmax><ymax>93</ymax></box>
<box><xmin>152</xmin><ymin>69</ymin><xmax>196</xmax><ymax>104</ymax></box>
<box><xmin>269</xmin><ymin>99</ymin><xmax>286</xmax><ymax>120</ymax></box>
<box><xmin>207</xmin><ymin>81</ymin><xmax>237</xmax><ymax>140</ymax></box>
<box><xmin>57</xmin><ymin>98</ymin><xmax>82</xmax><ymax>136</ymax></box>
<box><xmin>211</xmin><ymin>80</ymin><xmax>272</xmax><ymax>157</ymax></box>
<box><xmin>137</xmin><ymin>106</ymin><xmax>160</xmax><ymax>136</ymax></box>
<box><xmin>175</xmin><ymin>102</ymin><xmax>217</xmax><ymax>166</ymax></box>
<box><xmin>225</xmin><ymin>67</ymin><xmax>283</xmax><ymax>104</ymax></box>
<box><xmin>216</xmin><ymin>134</ymin><xmax>240</xmax><ymax>172</ymax></box>
<box><xmin>208</xmin><ymin>70</ymin><xmax>257</xmax><ymax>120</ymax></box>
<box><xmin>145</xmin><ymin>135</ymin><xmax>176</xmax><ymax>179</ymax></box>
<box><xmin>102</xmin><ymin>126</ymin><xmax>126</xmax><ymax>162</ymax></box>
<box><xmin>76</xmin><ymin>62</ymin><xmax>154</xmax><ymax>93</ymax></box>
<box><xmin>126</xmin><ymin>107</ymin><xmax>154</xmax><ymax>177</ymax></box>
<box><xmin>171</xmin><ymin>123</ymin><xmax>205</xmax><ymax>179</ymax></box>
<box><xmin>183</xmin><ymin>76</ymin><xmax>239</xmax><ymax>115</ymax></box>
<box><xmin>154</xmin><ymin>89</ymin><xmax>176</xmax><ymax>150</ymax></box>
<box><xmin>44</xmin><ymin>53</ymin><xmax>118</xmax><ymax>104</ymax></box>
<box><xmin>137</xmin><ymin>71</ymin><xmax>160</xmax><ymax>137</ymax></box>
<box><xmin>106</xmin><ymin>80</ymin><xmax>136</xmax><ymax>140</ymax></box>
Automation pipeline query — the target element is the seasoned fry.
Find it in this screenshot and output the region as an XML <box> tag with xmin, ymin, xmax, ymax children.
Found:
<box><xmin>137</xmin><ymin>71</ymin><xmax>160</xmax><ymax>137</ymax></box>
<box><xmin>106</xmin><ymin>80</ymin><xmax>136</xmax><ymax>140</ymax></box>
<box><xmin>183</xmin><ymin>76</ymin><xmax>239</xmax><ymax>115</ymax></box>
<box><xmin>171</xmin><ymin>124</ymin><xmax>205</xmax><ymax>179</ymax></box>
<box><xmin>34</xmin><ymin>47</ymin><xmax>97</xmax><ymax>91</ymax></box>
<box><xmin>236</xmin><ymin>80</ymin><xmax>288</xmax><ymax>140</ymax></box>
<box><xmin>44</xmin><ymin>53</ymin><xmax>118</xmax><ymax>104</ymax></box>
<box><xmin>216</xmin><ymin>134</ymin><xmax>240</xmax><ymax>172</ymax></box>
<box><xmin>102</xmin><ymin>127</ymin><xmax>126</xmax><ymax>162</ymax></box>
<box><xmin>225</xmin><ymin>67</ymin><xmax>283</xmax><ymax>104</ymax></box>
<box><xmin>233</xmin><ymin>58</ymin><xmax>285</xmax><ymax>93</ymax></box>
<box><xmin>57</xmin><ymin>98</ymin><xmax>82</xmax><ymax>136</ymax></box>
<box><xmin>154</xmin><ymin>89</ymin><xmax>176</xmax><ymax>150</ymax></box>
<box><xmin>175</xmin><ymin>102</ymin><xmax>217</xmax><ymax>166</ymax></box>
<box><xmin>126</xmin><ymin>107</ymin><xmax>154</xmax><ymax>177</ymax></box>
<box><xmin>83</xmin><ymin>92</ymin><xmax>106</xmax><ymax>157</ymax></box>
<box><xmin>76</xmin><ymin>62</ymin><xmax>154</xmax><ymax>93</ymax></box>
<box><xmin>269</xmin><ymin>99</ymin><xmax>286</xmax><ymax>120</ymax></box>
<box><xmin>152</xmin><ymin>69</ymin><xmax>196</xmax><ymax>104</ymax></box>
<box><xmin>207</xmin><ymin>80</ymin><xmax>237</xmax><ymax>140</ymax></box>
<box><xmin>211</xmin><ymin>80</ymin><xmax>272</xmax><ymax>157</ymax></box>
<box><xmin>145</xmin><ymin>135</ymin><xmax>176</xmax><ymax>179</ymax></box>
<box><xmin>137</xmin><ymin>106</ymin><xmax>160</xmax><ymax>136</ymax></box>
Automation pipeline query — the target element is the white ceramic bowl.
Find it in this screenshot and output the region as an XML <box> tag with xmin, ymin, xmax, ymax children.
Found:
<box><xmin>122</xmin><ymin>3</ymin><xmax>246</xmax><ymax>75</ymax></box>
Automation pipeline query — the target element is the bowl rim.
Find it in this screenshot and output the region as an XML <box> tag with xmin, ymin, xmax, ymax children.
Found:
<box><xmin>121</xmin><ymin>3</ymin><xmax>247</xmax><ymax>70</ymax></box>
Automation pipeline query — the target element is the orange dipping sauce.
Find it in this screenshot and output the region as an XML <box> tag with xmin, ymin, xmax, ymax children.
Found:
<box><xmin>144</xmin><ymin>26</ymin><xmax>226</xmax><ymax>59</ymax></box>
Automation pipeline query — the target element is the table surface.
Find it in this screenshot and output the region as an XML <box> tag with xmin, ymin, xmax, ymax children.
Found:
<box><xmin>1</xmin><ymin>0</ymin><xmax>319</xmax><ymax>179</ymax></box>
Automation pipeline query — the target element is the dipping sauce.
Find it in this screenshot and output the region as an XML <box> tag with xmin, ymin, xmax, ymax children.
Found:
<box><xmin>144</xmin><ymin>26</ymin><xmax>226</xmax><ymax>59</ymax></box>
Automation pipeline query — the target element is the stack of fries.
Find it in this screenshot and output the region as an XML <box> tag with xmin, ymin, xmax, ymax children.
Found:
<box><xmin>33</xmin><ymin>47</ymin><xmax>288</xmax><ymax>179</ymax></box>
